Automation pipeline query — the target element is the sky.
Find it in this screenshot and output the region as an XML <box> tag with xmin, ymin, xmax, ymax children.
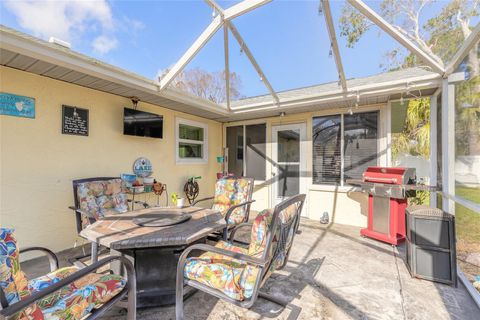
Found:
<box><xmin>0</xmin><ymin>0</ymin><xmax>474</xmax><ymax>99</ymax></box>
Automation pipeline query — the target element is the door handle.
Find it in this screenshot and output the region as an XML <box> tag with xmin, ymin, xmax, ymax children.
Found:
<box><xmin>271</xmin><ymin>172</ymin><xmax>276</xmax><ymax>177</ymax></box>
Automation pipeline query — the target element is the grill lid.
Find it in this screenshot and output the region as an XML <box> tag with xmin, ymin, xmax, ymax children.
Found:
<box><xmin>362</xmin><ymin>166</ymin><xmax>416</xmax><ymax>185</ymax></box>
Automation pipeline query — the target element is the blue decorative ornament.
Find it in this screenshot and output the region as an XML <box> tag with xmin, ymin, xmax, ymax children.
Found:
<box><xmin>133</xmin><ymin>157</ymin><xmax>153</xmax><ymax>177</ymax></box>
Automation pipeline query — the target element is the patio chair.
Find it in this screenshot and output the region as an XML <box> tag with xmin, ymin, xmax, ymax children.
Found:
<box><xmin>191</xmin><ymin>177</ymin><xmax>255</xmax><ymax>240</ymax></box>
<box><xmin>0</xmin><ymin>228</ymin><xmax>136</xmax><ymax>320</ymax></box>
<box><xmin>176</xmin><ymin>194</ymin><xmax>306</xmax><ymax>320</ymax></box>
<box><xmin>69</xmin><ymin>177</ymin><xmax>149</xmax><ymax>265</ymax></box>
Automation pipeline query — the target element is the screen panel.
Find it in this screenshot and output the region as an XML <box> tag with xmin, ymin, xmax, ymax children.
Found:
<box><xmin>344</xmin><ymin>111</ymin><xmax>378</xmax><ymax>181</ymax></box>
<box><xmin>227</xmin><ymin>126</ymin><xmax>244</xmax><ymax>177</ymax></box>
<box><xmin>246</xmin><ymin>124</ymin><xmax>266</xmax><ymax>180</ymax></box>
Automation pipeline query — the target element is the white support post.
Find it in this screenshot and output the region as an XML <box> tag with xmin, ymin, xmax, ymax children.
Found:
<box><xmin>429</xmin><ymin>90</ymin><xmax>439</xmax><ymax>207</ymax></box>
<box><xmin>340</xmin><ymin>113</ymin><xmax>345</xmax><ymax>186</ymax></box>
<box><xmin>321</xmin><ymin>0</ymin><xmax>347</xmax><ymax>92</ymax></box>
<box><xmin>445</xmin><ymin>23</ymin><xmax>480</xmax><ymax>76</ymax></box>
<box><xmin>441</xmin><ymin>78</ymin><xmax>455</xmax><ymax>214</ymax></box>
<box><xmin>223</xmin><ymin>0</ymin><xmax>272</xmax><ymax>20</ymax></box>
<box><xmin>160</xmin><ymin>16</ymin><xmax>223</xmax><ymax>90</ymax></box>
<box><xmin>384</xmin><ymin>101</ymin><xmax>392</xmax><ymax>167</ymax></box>
<box><xmin>204</xmin><ymin>0</ymin><xmax>224</xmax><ymax>16</ymax></box>
<box><xmin>224</xmin><ymin>23</ymin><xmax>231</xmax><ymax>110</ymax></box>
<box><xmin>347</xmin><ymin>0</ymin><xmax>445</xmax><ymax>75</ymax></box>
<box><xmin>228</xmin><ymin>22</ymin><xmax>280</xmax><ymax>105</ymax></box>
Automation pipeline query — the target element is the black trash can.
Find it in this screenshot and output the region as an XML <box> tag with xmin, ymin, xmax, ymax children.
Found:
<box><xmin>405</xmin><ymin>205</ymin><xmax>457</xmax><ymax>286</ymax></box>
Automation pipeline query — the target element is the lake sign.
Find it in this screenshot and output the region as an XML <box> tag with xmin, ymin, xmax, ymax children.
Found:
<box><xmin>133</xmin><ymin>157</ymin><xmax>153</xmax><ymax>177</ymax></box>
<box><xmin>0</xmin><ymin>92</ymin><xmax>35</xmax><ymax>118</ymax></box>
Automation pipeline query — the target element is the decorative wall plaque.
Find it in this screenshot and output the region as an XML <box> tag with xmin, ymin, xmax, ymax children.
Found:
<box><xmin>133</xmin><ymin>157</ymin><xmax>153</xmax><ymax>177</ymax></box>
<box><xmin>0</xmin><ymin>92</ymin><xmax>35</xmax><ymax>118</ymax></box>
<box><xmin>62</xmin><ymin>105</ymin><xmax>88</xmax><ymax>136</ymax></box>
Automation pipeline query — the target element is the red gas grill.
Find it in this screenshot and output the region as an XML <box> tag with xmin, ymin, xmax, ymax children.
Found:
<box><xmin>347</xmin><ymin>167</ymin><xmax>416</xmax><ymax>245</ymax></box>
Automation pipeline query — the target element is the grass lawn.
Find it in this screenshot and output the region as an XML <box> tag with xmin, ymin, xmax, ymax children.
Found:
<box><xmin>455</xmin><ymin>186</ymin><xmax>480</xmax><ymax>246</ymax></box>
<box><xmin>453</xmin><ymin>186</ymin><xmax>480</xmax><ymax>285</ymax></box>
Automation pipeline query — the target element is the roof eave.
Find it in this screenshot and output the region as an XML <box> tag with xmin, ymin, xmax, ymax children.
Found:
<box><xmin>231</xmin><ymin>72</ymin><xmax>442</xmax><ymax>112</ymax></box>
<box><xmin>0</xmin><ymin>25</ymin><xmax>229</xmax><ymax>117</ymax></box>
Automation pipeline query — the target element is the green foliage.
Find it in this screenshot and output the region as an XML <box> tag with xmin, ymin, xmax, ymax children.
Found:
<box><xmin>455</xmin><ymin>75</ymin><xmax>480</xmax><ymax>156</ymax></box>
<box><xmin>339</xmin><ymin>5</ymin><xmax>372</xmax><ymax>48</ymax></box>
<box><xmin>391</xmin><ymin>98</ymin><xmax>431</xmax><ymax>206</ymax></box>
<box><xmin>455</xmin><ymin>186</ymin><xmax>480</xmax><ymax>244</ymax></box>
<box><xmin>409</xmin><ymin>190</ymin><xmax>430</xmax><ymax>206</ymax></box>
<box><xmin>339</xmin><ymin>0</ymin><xmax>479</xmax><ymax>68</ymax></box>
<box><xmin>424</xmin><ymin>0</ymin><xmax>478</xmax><ymax>62</ymax></box>
<box><xmin>391</xmin><ymin>98</ymin><xmax>430</xmax><ymax>160</ymax></box>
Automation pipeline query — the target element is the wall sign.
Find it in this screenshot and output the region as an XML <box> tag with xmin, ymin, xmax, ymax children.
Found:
<box><xmin>0</xmin><ymin>92</ymin><xmax>35</xmax><ymax>118</ymax></box>
<box><xmin>133</xmin><ymin>157</ymin><xmax>153</xmax><ymax>177</ymax></box>
<box><xmin>62</xmin><ymin>105</ymin><xmax>89</xmax><ymax>136</ymax></box>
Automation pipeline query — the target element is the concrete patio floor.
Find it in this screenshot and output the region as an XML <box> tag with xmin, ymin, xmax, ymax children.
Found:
<box><xmin>22</xmin><ymin>220</ymin><xmax>479</xmax><ymax>320</ymax></box>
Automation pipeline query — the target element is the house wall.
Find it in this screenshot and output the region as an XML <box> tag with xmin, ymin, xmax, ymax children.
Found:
<box><xmin>0</xmin><ymin>66</ymin><xmax>222</xmax><ymax>252</ymax></box>
<box><xmin>224</xmin><ymin>104</ymin><xmax>389</xmax><ymax>227</ymax></box>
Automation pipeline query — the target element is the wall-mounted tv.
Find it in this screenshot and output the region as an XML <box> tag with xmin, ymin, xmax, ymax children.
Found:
<box><xmin>123</xmin><ymin>107</ymin><xmax>163</xmax><ymax>138</ymax></box>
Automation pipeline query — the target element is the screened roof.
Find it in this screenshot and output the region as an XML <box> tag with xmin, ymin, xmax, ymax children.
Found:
<box><xmin>1</xmin><ymin>0</ymin><xmax>479</xmax><ymax>121</ymax></box>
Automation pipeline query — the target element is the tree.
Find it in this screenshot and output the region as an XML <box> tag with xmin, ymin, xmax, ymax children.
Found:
<box><xmin>339</xmin><ymin>0</ymin><xmax>479</xmax><ymax>70</ymax></box>
<box><xmin>339</xmin><ymin>0</ymin><xmax>479</xmax><ymax>155</ymax></box>
<box><xmin>338</xmin><ymin>0</ymin><xmax>479</xmax><ymax>204</ymax></box>
<box><xmin>158</xmin><ymin>68</ymin><xmax>243</xmax><ymax>103</ymax></box>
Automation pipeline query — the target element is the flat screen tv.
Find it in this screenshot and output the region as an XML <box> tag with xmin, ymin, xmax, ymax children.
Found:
<box><xmin>123</xmin><ymin>107</ymin><xmax>163</xmax><ymax>138</ymax></box>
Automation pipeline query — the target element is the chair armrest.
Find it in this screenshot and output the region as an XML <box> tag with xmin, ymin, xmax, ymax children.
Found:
<box><xmin>68</xmin><ymin>206</ymin><xmax>95</xmax><ymax>219</ymax></box>
<box><xmin>178</xmin><ymin>243</ymin><xmax>267</xmax><ymax>269</ymax></box>
<box><xmin>228</xmin><ymin>223</ymin><xmax>254</xmax><ymax>243</ymax></box>
<box><xmin>191</xmin><ymin>196</ymin><xmax>214</xmax><ymax>207</ymax></box>
<box><xmin>224</xmin><ymin>200</ymin><xmax>256</xmax><ymax>225</ymax></box>
<box><xmin>0</xmin><ymin>256</ymin><xmax>136</xmax><ymax>318</ymax></box>
<box><xmin>20</xmin><ymin>247</ymin><xmax>59</xmax><ymax>272</ymax></box>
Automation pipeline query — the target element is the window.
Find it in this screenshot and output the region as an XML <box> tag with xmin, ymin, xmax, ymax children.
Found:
<box><xmin>313</xmin><ymin>111</ymin><xmax>378</xmax><ymax>185</ymax></box>
<box><xmin>176</xmin><ymin>118</ymin><xmax>208</xmax><ymax>164</ymax></box>
<box><xmin>312</xmin><ymin>115</ymin><xmax>341</xmax><ymax>184</ymax></box>
<box><xmin>226</xmin><ymin>124</ymin><xmax>266</xmax><ymax>180</ymax></box>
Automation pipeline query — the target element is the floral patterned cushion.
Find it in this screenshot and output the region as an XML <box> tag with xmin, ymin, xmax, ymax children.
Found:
<box><xmin>0</xmin><ymin>228</ymin><xmax>32</xmax><ymax>304</ymax></box>
<box><xmin>77</xmin><ymin>179</ymin><xmax>128</xmax><ymax>224</ymax></box>
<box><xmin>184</xmin><ymin>202</ymin><xmax>300</xmax><ymax>302</ymax></box>
<box><xmin>184</xmin><ymin>241</ymin><xmax>260</xmax><ymax>301</ymax></box>
<box><xmin>112</xmin><ymin>193</ymin><xmax>129</xmax><ymax>213</ymax></box>
<box><xmin>39</xmin><ymin>273</ymin><xmax>125</xmax><ymax>320</ymax></box>
<box><xmin>28</xmin><ymin>266</ymin><xmax>79</xmax><ymax>295</ymax></box>
<box><xmin>0</xmin><ymin>228</ymin><xmax>126</xmax><ymax>320</ymax></box>
<box><xmin>0</xmin><ymin>229</ymin><xmax>46</xmax><ymax>320</ymax></box>
<box><xmin>212</xmin><ymin>178</ymin><xmax>252</xmax><ymax>225</ymax></box>
<box><xmin>248</xmin><ymin>203</ymin><xmax>299</xmax><ymax>275</ymax></box>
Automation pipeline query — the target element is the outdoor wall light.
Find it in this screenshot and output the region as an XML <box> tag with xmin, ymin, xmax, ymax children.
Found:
<box><xmin>131</xmin><ymin>96</ymin><xmax>140</xmax><ymax>110</ymax></box>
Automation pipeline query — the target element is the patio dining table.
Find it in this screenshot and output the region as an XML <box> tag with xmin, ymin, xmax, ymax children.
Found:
<box><xmin>80</xmin><ymin>206</ymin><xmax>226</xmax><ymax>308</ymax></box>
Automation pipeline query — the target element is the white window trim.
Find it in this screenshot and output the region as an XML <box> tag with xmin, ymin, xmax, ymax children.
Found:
<box><xmin>175</xmin><ymin>117</ymin><xmax>208</xmax><ymax>164</ymax></box>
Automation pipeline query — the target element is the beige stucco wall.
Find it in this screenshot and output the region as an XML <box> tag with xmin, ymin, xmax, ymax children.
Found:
<box><xmin>0</xmin><ymin>66</ymin><xmax>222</xmax><ymax>252</ymax></box>
<box><xmin>224</xmin><ymin>104</ymin><xmax>389</xmax><ymax>227</ymax></box>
